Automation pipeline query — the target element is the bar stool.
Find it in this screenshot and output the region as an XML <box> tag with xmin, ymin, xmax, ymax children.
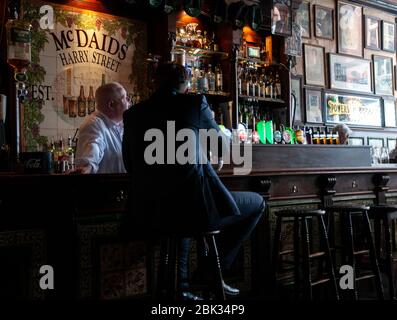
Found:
<box><xmin>156</xmin><ymin>230</ymin><xmax>225</xmax><ymax>300</ymax></box>
<box><xmin>326</xmin><ymin>204</ymin><xmax>384</xmax><ymax>300</ymax></box>
<box><xmin>369</xmin><ymin>204</ymin><xmax>397</xmax><ymax>300</ymax></box>
<box><xmin>272</xmin><ymin>209</ymin><xmax>339</xmax><ymax>300</ymax></box>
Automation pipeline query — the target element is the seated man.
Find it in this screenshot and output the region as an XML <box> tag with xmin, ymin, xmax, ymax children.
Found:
<box><xmin>122</xmin><ymin>62</ymin><xmax>265</xmax><ymax>299</ymax></box>
<box><xmin>75</xmin><ymin>82</ymin><xmax>130</xmax><ymax>174</ymax></box>
<box><xmin>332</xmin><ymin>123</ymin><xmax>352</xmax><ymax>145</ymax></box>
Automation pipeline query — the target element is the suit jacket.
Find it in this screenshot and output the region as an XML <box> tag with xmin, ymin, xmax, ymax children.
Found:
<box><xmin>122</xmin><ymin>89</ymin><xmax>240</xmax><ymax>235</ymax></box>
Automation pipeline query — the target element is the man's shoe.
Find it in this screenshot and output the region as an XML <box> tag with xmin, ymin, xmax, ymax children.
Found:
<box><xmin>181</xmin><ymin>291</ymin><xmax>204</xmax><ymax>301</ymax></box>
<box><xmin>222</xmin><ymin>281</ymin><xmax>240</xmax><ymax>296</ymax></box>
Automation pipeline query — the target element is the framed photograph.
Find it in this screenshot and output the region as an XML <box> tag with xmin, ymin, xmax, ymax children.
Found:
<box><xmin>337</xmin><ymin>1</ymin><xmax>363</xmax><ymax>57</ymax></box>
<box><xmin>247</xmin><ymin>46</ymin><xmax>260</xmax><ymax>58</ymax></box>
<box><xmin>328</xmin><ymin>53</ymin><xmax>372</xmax><ymax>93</ymax></box>
<box><xmin>271</xmin><ymin>0</ymin><xmax>292</xmax><ymax>36</ymax></box>
<box><xmin>382</xmin><ymin>21</ymin><xmax>396</xmax><ymax>52</ymax></box>
<box><xmin>305</xmin><ymin>88</ymin><xmax>323</xmax><ymax>123</ymax></box>
<box><xmin>368</xmin><ymin>137</ymin><xmax>384</xmax><ymax>148</ymax></box>
<box><xmin>383</xmin><ymin>98</ymin><xmax>397</xmax><ymax>127</ymax></box>
<box><xmin>314</xmin><ymin>5</ymin><xmax>334</xmax><ymax>40</ymax></box>
<box><xmin>285</xmin><ymin>22</ymin><xmax>302</xmax><ymax>57</ymax></box>
<box><xmin>296</xmin><ymin>1</ymin><xmax>310</xmax><ymax>38</ymax></box>
<box><xmin>387</xmin><ymin>138</ymin><xmax>397</xmax><ymax>151</ymax></box>
<box><xmin>350</xmin><ymin>137</ymin><xmax>365</xmax><ymax>146</ymax></box>
<box><xmin>290</xmin><ymin>75</ymin><xmax>303</xmax><ymax>124</ymax></box>
<box><xmin>325</xmin><ymin>92</ymin><xmax>382</xmax><ymax>127</ymax></box>
<box><xmin>365</xmin><ymin>16</ymin><xmax>381</xmax><ymax>50</ymax></box>
<box><xmin>373</xmin><ymin>55</ymin><xmax>393</xmax><ymax>96</ymax></box>
<box><xmin>304</xmin><ymin>44</ymin><xmax>325</xmax><ymax>87</ymax></box>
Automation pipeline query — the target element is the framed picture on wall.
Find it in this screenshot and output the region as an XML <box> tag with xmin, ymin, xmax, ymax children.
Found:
<box><xmin>328</xmin><ymin>53</ymin><xmax>372</xmax><ymax>93</ymax></box>
<box><xmin>373</xmin><ymin>55</ymin><xmax>393</xmax><ymax>96</ymax></box>
<box><xmin>296</xmin><ymin>1</ymin><xmax>310</xmax><ymax>38</ymax></box>
<box><xmin>387</xmin><ymin>138</ymin><xmax>397</xmax><ymax>152</ymax></box>
<box><xmin>272</xmin><ymin>0</ymin><xmax>292</xmax><ymax>36</ymax></box>
<box><xmin>304</xmin><ymin>44</ymin><xmax>325</xmax><ymax>87</ymax></box>
<box><xmin>305</xmin><ymin>88</ymin><xmax>323</xmax><ymax>123</ymax></box>
<box><xmin>367</xmin><ymin>137</ymin><xmax>384</xmax><ymax>148</ymax></box>
<box><xmin>337</xmin><ymin>1</ymin><xmax>363</xmax><ymax>57</ymax></box>
<box><xmin>383</xmin><ymin>98</ymin><xmax>397</xmax><ymax>127</ymax></box>
<box><xmin>290</xmin><ymin>75</ymin><xmax>303</xmax><ymax>124</ymax></box>
<box><xmin>364</xmin><ymin>16</ymin><xmax>381</xmax><ymax>50</ymax></box>
<box><xmin>382</xmin><ymin>20</ymin><xmax>396</xmax><ymax>52</ymax></box>
<box><xmin>285</xmin><ymin>22</ymin><xmax>302</xmax><ymax>57</ymax></box>
<box><xmin>314</xmin><ymin>5</ymin><xmax>333</xmax><ymax>40</ymax></box>
<box><xmin>349</xmin><ymin>137</ymin><xmax>365</xmax><ymax>146</ymax></box>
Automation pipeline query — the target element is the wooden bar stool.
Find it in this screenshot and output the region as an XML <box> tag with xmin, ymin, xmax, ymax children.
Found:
<box><xmin>156</xmin><ymin>230</ymin><xmax>225</xmax><ymax>300</ymax></box>
<box><xmin>326</xmin><ymin>204</ymin><xmax>384</xmax><ymax>300</ymax></box>
<box><xmin>369</xmin><ymin>204</ymin><xmax>397</xmax><ymax>300</ymax></box>
<box><xmin>272</xmin><ymin>209</ymin><xmax>339</xmax><ymax>300</ymax></box>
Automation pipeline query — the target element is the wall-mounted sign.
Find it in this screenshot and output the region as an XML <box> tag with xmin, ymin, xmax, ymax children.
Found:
<box><xmin>22</xmin><ymin>1</ymin><xmax>147</xmax><ymax>150</ymax></box>
<box><xmin>325</xmin><ymin>92</ymin><xmax>382</xmax><ymax>127</ymax></box>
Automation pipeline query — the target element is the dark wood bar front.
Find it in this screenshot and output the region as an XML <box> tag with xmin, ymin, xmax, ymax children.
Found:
<box><xmin>1</xmin><ymin>147</ymin><xmax>397</xmax><ymax>299</ymax></box>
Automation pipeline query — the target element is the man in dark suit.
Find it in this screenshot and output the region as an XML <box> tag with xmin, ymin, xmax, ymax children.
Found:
<box><xmin>122</xmin><ymin>62</ymin><xmax>265</xmax><ymax>299</ymax></box>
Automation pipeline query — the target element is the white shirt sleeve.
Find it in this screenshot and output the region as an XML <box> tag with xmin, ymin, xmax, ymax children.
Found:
<box><xmin>75</xmin><ymin>119</ymin><xmax>105</xmax><ymax>173</ymax></box>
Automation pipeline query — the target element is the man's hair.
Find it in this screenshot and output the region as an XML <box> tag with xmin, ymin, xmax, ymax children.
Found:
<box><xmin>155</xmin><ymin>62</ymin><xmax>189</xmax><ymax>90</ymax></box>
<box><xmin>95</xmin><ymin>82</ymin><xmax>124</xmax><ymax>112</ymax></box>
<box><xmin>332</xmin><ymin>123</ymin><xmax>352</xmax><ymax>136</ymax></box>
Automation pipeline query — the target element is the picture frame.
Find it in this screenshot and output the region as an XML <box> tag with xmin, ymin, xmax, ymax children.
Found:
<box><xmin>305</xmin><ymin>88</ymin><xmax>323</xmax><ymax>123</ymax></box>
<box><xmin>387</xmin><ymin>138</ymin><xmax>397</xmax><ymax>152</ymax></box>
<box><xmin>382</xmin><ymin>20</ymin><xmax>396</xmax><ymax>52</ymax></box>
<box><xmin>296</xmin><ymin>1</ymin><xmax>310</xmax><ymax>38</ymax></box>
<box><xmin>349</xmin><ymin>137</ymin><xmax>365</xmax><ymax>146</ymax></box>
<box><xmin>373</xmin><ymin>55</ymin><xmax>393</xmax><ymax>96</ymax></box>
<box><xmin>271</xmin><ymin>0</ymin><xmax>292</xmax><ymax>37</ymax></box>
<box><xmin>328</xmin><ymin>53</ymin><xmax>372</xmax><ymax>94</ymax></box>
<box><xmin>337</xmin><ymin>1</ymin><xmax>363</xmax><ymax>57</ymax></box>
<box><xmin>247</xmin><ymin>46</ymin><xmax>260</xmax><ymax>59</ymax></box>
<box><xmin>285</xmin><ymin>22</ymin><xmax>302</xmax><ymax>57</ymax></box>
<box><xmin>367</xmin><ymin>137</ymin><xmax>384</xmax><ymax>148</ymax></box>
<box><xmin>314</xmin><ymin>5</ymin><xmax>334</xmax><ymax>40</ymax></box>
<box><xmin>290</xmin><ymin>75</ymin><xmax>303</xmax><ymax>124</ymax></box>
<box><xmin>304</xmin><ymin>44</ymin><xmax>325</xmax><ymax>87</ymax></box>
<box><xmin>364</xmin><ymin>16</ymin><xmax>381</xmax><ymax>50</ymax></box>
<box><xmin>383</xmin><ymin>97</ymin><xmax>397</xmax><ymax>127</ymax></box>
<box><xmin>324</xmin><ymin>92</ymin><xmax>382</xmax><ymax>127</ymax></box>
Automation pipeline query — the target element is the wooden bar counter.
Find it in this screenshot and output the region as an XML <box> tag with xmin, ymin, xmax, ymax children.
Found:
<box><xmin>1</xmin><ymin>145</ymin><xmax>396</xmax><ymax>299</ymax></box>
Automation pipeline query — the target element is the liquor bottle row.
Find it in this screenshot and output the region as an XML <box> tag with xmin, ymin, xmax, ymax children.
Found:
<box><xmin>238</xmin><ymin>65</ymin><xmax>281</xmax><ymax>100</ymax></box>
<box><xmin>176</xmin><ymin>23</ymin><xmax>219</xmax><ymax>51</ymax></box>
<box><xmin>237</xmin><ymin>103</ymin><xmax>342</xmax><ymax>145</ymax></box>
<box><xmin>48</xmin><ymin>136</ymin><xmax>75</xmax><ymax>173</ymax></box>
<box><xmin>63</xmin><ymin>85</ymin><xmax>96</xmax><ymax>118</ymax></box>
<box><xmin>187</xmin><ymin>61</ymin><xmax>223</xmax><ymax>94</ymax></box>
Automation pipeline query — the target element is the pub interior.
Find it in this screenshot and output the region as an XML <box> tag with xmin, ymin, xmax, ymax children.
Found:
<box><xmin>0</xmin><ymin>0</ymin><xmax>397</xmax><ymax>303</ymax></box>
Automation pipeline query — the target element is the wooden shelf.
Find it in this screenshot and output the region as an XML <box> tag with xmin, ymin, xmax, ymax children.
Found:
<box><xmin>187</xmin><ymin>91</ymin><xmax>230</xmax><ymax>99</ymax></box>
<box><xmin>174</xmin><ymin>45</ymin><xmax>228</xmax><ymax>59</ymax></box>
<box><xmin>239</xmin><ymin>95</ymin><xmax>284</xmax><ymax>104</ymax></box>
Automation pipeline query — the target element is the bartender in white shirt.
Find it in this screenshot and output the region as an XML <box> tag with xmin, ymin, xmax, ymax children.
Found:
<box><xmin>74</xmin><ymin>82</ymin><xmax>131</xmax><ymax>174</ymax></box>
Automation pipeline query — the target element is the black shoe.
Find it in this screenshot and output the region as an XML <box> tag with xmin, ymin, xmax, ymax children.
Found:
<box><xmin>181</xmin><ymin>291</ymin><xmax>204</xmax><ymax>301</ymax></box>
<box><xmin>222</xmin><ymin>281</ymin><xmax>240</xmax><ymax>296</ymax></box>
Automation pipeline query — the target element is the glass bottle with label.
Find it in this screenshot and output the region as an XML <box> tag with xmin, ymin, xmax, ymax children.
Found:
<box><xmin>274</xmin><ymin>72</ymin><xmax>281</xmax><ymax>99</ymax></box>
<box><xmin>78</xmin><ymin>85</ymin><xmax>87</xmax><ymax>117</ymax></box>
<box><xmin>215</xmin><ymin>64</ymin><xmax>223</xmax><ymax>93</ymax></box>
<box><xmin>6</xmin><ymin>12</ymin><xmax>32</xmax><ymax>73</ymax></box>
<box><xmin>87</xmin><ymin>86</ymin><xmax>95</xmax><ymax>114</ymax></box>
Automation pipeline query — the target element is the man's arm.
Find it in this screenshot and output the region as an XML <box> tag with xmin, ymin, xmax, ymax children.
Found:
<box><xmin>74</xmin><ymin>120</ymin><xmax>105</xmax><ymax>173</ymax></box>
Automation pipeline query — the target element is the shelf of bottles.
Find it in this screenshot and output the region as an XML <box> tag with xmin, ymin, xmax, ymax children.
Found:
<box><xmin>174</xmin><ymin>21</ymin><xmax>228</xmax><ymax>97</ymax></box>
<box><xmin>237</xmin><ymin>61</ymin><xmax>284</xmax><ymax>104</ymax></box>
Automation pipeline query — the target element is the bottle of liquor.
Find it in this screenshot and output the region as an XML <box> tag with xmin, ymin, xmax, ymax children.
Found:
<box><xmin>295</xmin><ymin>126</ymin><xmax>305</xmax><ymax>144</ymax></box>
<box><xmin>305</xmin><ymin>126</ymin><xmax>313</xmax><ymax>144</ymax></box>
<box><xmin>6</xmin><ymin>11</ymin><xmax>32</xmax><ymax>73</ymax></box>
<box><xmin>202</xmin><ymin>31</ymin><xmax>209</xmax><ymax>50</ymax></box>
<box><xmin>101</xmin><ymin>74</ymin><xmax>106</xmax><ymax>85</ymax></box>
<box><xmin>78</xmin><ymin>85</ymin><xmax>87</xmax><ymax>117</ymax></box>
<box><xmin>215</xmin><ymin>64</ymin><xmax>223</xmax><ymax>93</ymax></box>
<box><xmin>326</xmin><ymin>127</ymin><xmax>333</xmax><ymax>144</ymax></box>
<box><xmin>265</xmin><ymin>72</ymin><xmax>273</xmax><ymax>99</ymax></box>
<box><xmin>87</xmin><ymin>86</ymin><xmax>95</xmax><ymax>114</ymax></box>
<box><xmin>312</xmin><ymin>128</ymin><xmax>320</xmax><ymax>144</ymax></box>
<box><xmin>211</xmin><ymin>32</ymin><xmax>219</xmax><ymax>52</ymax></box>
<box><xmin>65</xmin><ymin>135</ymin><xmax>75</xmax><ymax>170</ymax></box>
<box><xmin>274</xmin><ymin>72</ymin><xmax>281</xmax><ymax>99</ymax></box>
<box><xmin>319</xmin><ymin>127</ymin><xmax>326</xmax><ymax>144</ymax></box>
<box><xmin>207</xmin><ymin>64</ymin><xmax>216</xmax><ymax>92</ymax></box>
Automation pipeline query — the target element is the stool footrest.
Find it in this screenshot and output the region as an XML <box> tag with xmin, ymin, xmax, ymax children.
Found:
<box><xmin>353</xmin><ymin>249</ymin><xmax>369</xmax><ymax>256</ymax></box>
<box><xmin>309</xmin><ymin>252</ymin><xmax>326</xmax><ymax>259</ymax></box>
<box><xmin>311</xmin><ymin>278</ymin><xmax>331</xmax><ymax>287</ymax></box>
